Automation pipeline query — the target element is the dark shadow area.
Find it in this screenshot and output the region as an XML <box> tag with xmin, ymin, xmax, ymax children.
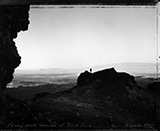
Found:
<box><xmin>1</xmin><ymin>68</ymin><xmax>160</xmax><ymax>129</ymax></box>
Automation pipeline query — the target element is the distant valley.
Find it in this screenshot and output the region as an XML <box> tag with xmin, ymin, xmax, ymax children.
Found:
<box><xmin>8</xmin><ymin>62</ymin><xmax>159</xmax><ymax>88</ymax></box>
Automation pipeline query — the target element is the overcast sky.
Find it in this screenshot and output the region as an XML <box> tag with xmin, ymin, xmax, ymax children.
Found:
<box><xmin>15</xmin><ymin>6</ymin><xmax>157</xmax><ymax>70</ymax></box>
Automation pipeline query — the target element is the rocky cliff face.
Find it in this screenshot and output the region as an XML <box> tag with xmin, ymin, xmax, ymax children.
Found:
<box><xmin>39</xmin><ymin>68</ymin><xmax>158</xmax><ymax>129</ymax></box>
<box><xmin>0</xmin><ymin>6</ymin><xmax>30</xmax><ymax>93</ymax></box>
<box><xmin>63</xmin><ymin>68</ymin><xmax>159</xmax><ymax>128</ymax></box>
<box><xmin>0</xmin><ymin>6</ymin><xmax>30</xmax><ymax>115</ymax></box>
<box><xmin>1</xmin><ymin>68</ymin><xmax>159</xmax><ymax>129</ymax></box>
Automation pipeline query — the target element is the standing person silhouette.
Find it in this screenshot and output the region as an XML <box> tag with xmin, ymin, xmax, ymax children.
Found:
<box><xmin>90</xmin><ymin>68</ymin><xmax>92</xmax><ymax>73</ymax></box>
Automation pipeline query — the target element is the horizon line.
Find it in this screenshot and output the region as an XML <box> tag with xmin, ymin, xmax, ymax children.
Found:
<box><xmin>15</xmin><ymin>62</ymin><xmax>158</xmax><ymax>70</ymax></box>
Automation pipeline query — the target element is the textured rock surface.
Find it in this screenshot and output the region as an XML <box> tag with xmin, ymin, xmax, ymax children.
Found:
<box><xmin>36</xmin><ymin>68</ymin><xmax>159</xmax><ymax>129</ymax></box>
<box><xmin>0</xmin><ymin>6</ymin><xmax>30</xmax><ymax>115</ymax></box>
<box><xmin>0</xmin><ymin>68</ymin><xmax>159</xmax><ymax>129</ymax></box>
<box><xmin>0</xmin><ymin>6</ymin><xmax>29</xmax><ymax>93</ymax></box>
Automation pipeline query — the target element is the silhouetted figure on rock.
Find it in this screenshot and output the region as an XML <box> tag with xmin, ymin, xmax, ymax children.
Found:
<box><xmin>90</xmin><ymin>68</ymin><xmax>92</xmax><ymax>73</ymax></box>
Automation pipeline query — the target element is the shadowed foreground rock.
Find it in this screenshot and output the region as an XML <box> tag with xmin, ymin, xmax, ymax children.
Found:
<box><xmin>0</xmin><ymin>6</ymin><xmax>30</xmax><ymax>116</ymax></box>
<box><xmin>35</xmin><ymin>68</ymin><xmax>159</xmax><ymax>129</ymax></box>
<box><xmin>1</xmin><ymin>68</ymin><xmax>159</xmax><ymax>129</ymax></box>
<box><xmin>0</xmin><ymin>6</ymin><xmax>29</xmax><ymax>93</ymax></box>
<box><xmin>147</xmin><ymin>82</ymin><xmax>160</xmax><ymax>95</ymax></box>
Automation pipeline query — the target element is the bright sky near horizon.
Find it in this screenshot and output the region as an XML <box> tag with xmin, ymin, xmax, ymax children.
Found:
<box><xmin>15</xmin><ymin>6</ymin><xmax>157</xmax><ymax>70</ymax></box>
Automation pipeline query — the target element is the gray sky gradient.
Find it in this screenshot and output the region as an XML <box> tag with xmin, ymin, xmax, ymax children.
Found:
<box><xmin>15</xmin><ymin>6</ymin><xmax>157</xmax><ymax>69</ymax></box>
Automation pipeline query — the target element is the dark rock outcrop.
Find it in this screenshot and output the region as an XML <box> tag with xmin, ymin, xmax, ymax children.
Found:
<box><xmin>147</xmin><ymin>82</ymin><xmax>160</xmax><ymax>95</ymax></box>
<box><xmin>63</xmin><ymin>68</ymin><xmax>159</xmax><ymax>128</ymax></box>
<box><xmin>77</xmin><ymin>71</ymin><xmax>92</xmax><ymax>86</ymax></box>
<box><xmin>43</xmin><ymin>68</ymin><xmax>157</xmax><ymax>129</ymax></box>
<box><xmin>0</xmin><ymin>6</ymin><xmax>30</xmax><ymax>116</ymax></box>
<box><xmin>72</xmin><ymin>68</ymin><xmax>138</xmax><ymax>99</ymax></box>
<box><xmin>77</xmin><ymin>68</ymin><xmax>136</xmax><ymax>87</ymax></box>
<box><xmin>2</xmin><ymin>68</ymin><xmax>159</xmax><ymax>129</ymax></box>
<box><xmin>0</xmin><ymin>94</ymin><xmax>52</xmax><ymax>129</ymax></box>
<box><xmin>0</xmin><ymin>6</ymin><xmax>29</xmax><ymax>93</ymax></box>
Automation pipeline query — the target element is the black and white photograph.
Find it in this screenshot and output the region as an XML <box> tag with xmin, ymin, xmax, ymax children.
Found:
<box><xmin>0</xmin><ymin>0</ymin><xmax>159</xmax><ymax>130</ymax></box>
